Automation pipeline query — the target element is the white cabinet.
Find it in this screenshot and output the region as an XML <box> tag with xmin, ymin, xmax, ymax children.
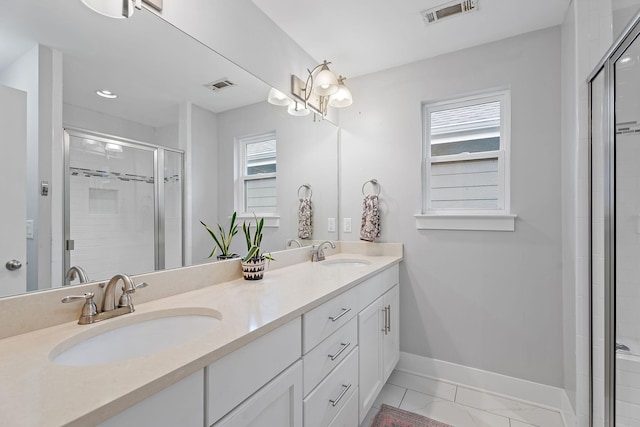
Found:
<box><xmin>207</xmin><ymin>318</ymin><xmax>302</xmax><ymax>426</ymax></box>
<box><xmin>358</xmin><ymin>282</ymin><xmax>399</xmax><ymax>424</ymax></box>
<box><xmin>97</xmin><ymin>370</ymin><xmax>204</xmax><ymax>427</ymax></box>
<box><xmin>382</xmin><ymin>284</ymin><xmax>400</xmax><ymax>382</ymax></box>
<box><xmin>214</xmin><ymin>361</ymin><xmax>303</xmax><ymax>427</ymax></box>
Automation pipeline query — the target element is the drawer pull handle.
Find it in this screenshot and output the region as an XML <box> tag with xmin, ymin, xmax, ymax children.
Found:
<box><xmin>329</xmin><ymin>307</ymin><xmax>351</xmax><ymax>322</ymax></box>
<box><xmin>386</xmin><ymin>305</ymin><xmax>391</xmax><ymax>333</ymax></box>
<box><xmin>328</xmin><ymin>342</ymin><xmax>351</xmax><ymax>361</ymax></box>
<box><xmin>329</xmin><ymin>383</ymin><xmax>352</xmax><ymax>407</ymax></box>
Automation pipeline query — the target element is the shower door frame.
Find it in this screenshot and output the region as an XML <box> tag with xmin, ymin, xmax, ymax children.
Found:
<box><xmin>63</xmin><ymin>128</ymin><xmax>185</xmax><ymax>285</ymax></box>
<box><xmin>588</xmin><ymin>10</ymin><xmax>640</xmax><ymax>426</ymax></box>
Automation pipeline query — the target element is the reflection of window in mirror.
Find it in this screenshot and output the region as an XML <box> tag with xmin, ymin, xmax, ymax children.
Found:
<box><xmin>236</xmin><ymin>132</ymin><xmax>277</xmax><ymax>215</ymax></box>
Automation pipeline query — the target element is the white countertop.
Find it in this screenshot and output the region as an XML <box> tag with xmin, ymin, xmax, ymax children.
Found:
<box><xmin>0</xmin><ymin>250</ymin><xmax>401</xmax><ymax>427</ymax></box>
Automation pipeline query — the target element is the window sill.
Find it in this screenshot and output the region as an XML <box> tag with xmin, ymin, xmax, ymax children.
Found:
<box><xmin>236</xmin><ymin>213</ymin><xmax>280</xmax><ymax>228</ymax></box>
<box><xmin>415</xmin><ymin>213</ymin><xmax>517</xmax><ymax>231</ymax></box>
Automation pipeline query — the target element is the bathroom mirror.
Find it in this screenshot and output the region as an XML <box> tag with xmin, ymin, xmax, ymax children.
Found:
<box><xmin>0</xmin><ymin>0</ymin><xmax>338</xmax><ymax>297</ymax></box>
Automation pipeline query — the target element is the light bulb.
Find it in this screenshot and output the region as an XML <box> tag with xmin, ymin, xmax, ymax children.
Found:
<box><xmin>329</xmin><ymin>77</ymin><xmax>353</xmax><ymax>108</ymax></box>
<box><xmin>312</xmin><ymin>64</ymin><xmax>339</xmax><ymax>96</ymax></box>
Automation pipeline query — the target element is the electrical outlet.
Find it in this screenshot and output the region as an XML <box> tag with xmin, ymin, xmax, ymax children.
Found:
<box><xmin>328</xmin><ymin>218</ymin><xmax>336</xmax><ymax>232</ymax></box>
<box><xmin>343</xmin><ymin>218</ymin><xmax>352</xmax><ymax>233</ymax></box>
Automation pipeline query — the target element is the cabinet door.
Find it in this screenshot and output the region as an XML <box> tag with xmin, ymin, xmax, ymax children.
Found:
<box><xmin>214</xmin><ymin>360</ymin><xmax>302</xmax><ymax>427</ymax></box>
<box><xmin>382</xmin><ymin>284</ymin><xmax>400</xmax><ymax>382</ymax></box>
<box><xmin>358</xmin><ymin>297</ymin><xmax>384</xmax><ymax>424</ymax></box>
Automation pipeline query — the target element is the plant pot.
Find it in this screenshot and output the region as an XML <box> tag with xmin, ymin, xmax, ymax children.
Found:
<box><xmin>217</xmin><ymin>254</ymin><xmax>238</xmax><ymax>261</ymax></box>
<box><xmin>241</xmin><ymin>256</ymin><xmax>265</xmax><ymax>280</ymax></box>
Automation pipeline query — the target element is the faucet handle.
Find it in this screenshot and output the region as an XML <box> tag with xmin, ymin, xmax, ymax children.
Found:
<box><xmin>118</xmin><ymin>281</ymin><xmax>148</xmax><ymax>310</ymax></box>
<box><xmin>61</xmin><ymin>292</ymin><xmax>98</xmax><ymax>325</ymax></box>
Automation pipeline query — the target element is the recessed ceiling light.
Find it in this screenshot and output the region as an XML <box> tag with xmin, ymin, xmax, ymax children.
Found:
<box><xmin>96</xmin><ymin>90</ymin><xmax>117</xmax><ymax>99</ymax></box>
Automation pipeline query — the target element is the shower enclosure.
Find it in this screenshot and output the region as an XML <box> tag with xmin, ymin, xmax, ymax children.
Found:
<box><xmin>63</xmin><ymin>129</ymin><xmax>183</xmax><ymax>284</ymax></box>
<box><xmin>590</xmin><ymin>12</ymin><xmax>640</xmax><ymax>426</ymax></box>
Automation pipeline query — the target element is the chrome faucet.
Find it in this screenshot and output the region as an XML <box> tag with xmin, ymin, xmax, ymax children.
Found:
<box><xmin>62</xmin><ymin>273</ymin><xmax>148</xmax><ymax>325</ymax></box>
<box><xmin>311</xmin><ymin>240</ymin><xmax>336</xmax><ymax>262</ymax></box>
<box><xmin>287</xmin><ymin>239</ymin><xmax>302</xmax><ymax>248</ymax></box>
<box><xmin>65</xmin><ymin>265</ymin><xmax>90</xmax><ymax>285</ymax></box>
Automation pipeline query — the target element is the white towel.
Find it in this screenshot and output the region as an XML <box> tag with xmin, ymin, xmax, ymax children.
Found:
<box><xmin>360</xmin><ymin>194</ymin><xmax>380</xmax><ymax>242</ymax></box>
<box><xmin>298</xmin><ymin>197</ymin><xmax>313</xmax><ymax>239</ymax></box>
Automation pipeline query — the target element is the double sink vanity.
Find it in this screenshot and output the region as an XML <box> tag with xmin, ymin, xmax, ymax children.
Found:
<box><xmin>0</xmin><ymin>242</ymin><xmax>402</xmax><ymax>427</ymax></box>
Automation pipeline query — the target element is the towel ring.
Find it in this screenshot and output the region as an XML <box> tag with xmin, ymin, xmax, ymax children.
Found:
<box><xmin>297</xmin><ymin>184</ymin><xmax>312</xmax><ymax>199</ymax></box>
<box><xmin>362</xmin><ymin>179</ymin><xmax>381</xmax><ymax>196</ymax></box>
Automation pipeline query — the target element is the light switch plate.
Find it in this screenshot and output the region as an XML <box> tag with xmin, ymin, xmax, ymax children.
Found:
<box><xmin>343</xmin><ymin>218</ymin><xmax>352</xmax><ymax>233</ymax></box>
<box><xmin>26</xmin><ymin>220</ymin><xmax>34</xmax><ymax>239</ymax></box>
<box><xmin>328</xmin><ymin>218</ymin><xmax>336</xmax><ymax>232</ymax></box>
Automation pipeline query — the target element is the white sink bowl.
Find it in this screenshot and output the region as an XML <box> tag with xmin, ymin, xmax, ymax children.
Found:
<box><xmin>50</xmin><ymin>308</ymin><xmax>221</xmax><ymax>366</ymax></box>
<box><xmin>322</xmin><ymin>258</ymin><xmax>371</xmax><ymax>268</ymax></box>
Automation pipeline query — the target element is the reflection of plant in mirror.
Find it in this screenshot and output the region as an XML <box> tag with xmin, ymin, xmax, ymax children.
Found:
<box><xmin>200</xmin><ymin>212</ymin><xmax>238</xmax><ymax>260</ymax></box>
<box><xmin>242</xmin><ymin>214</ymin><xmax>274</xmax><ymax>263</ymax></box>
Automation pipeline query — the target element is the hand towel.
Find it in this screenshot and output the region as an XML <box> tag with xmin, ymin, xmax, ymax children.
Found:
<box><xmin>360</xmin><ymin>194</ymin><xmax>381</xmax><ymax>242</ymax></box>
<box><xmin>298</xmin><ymin>197</ymin><xmax>313</xmax><ymax>239</ymax></box>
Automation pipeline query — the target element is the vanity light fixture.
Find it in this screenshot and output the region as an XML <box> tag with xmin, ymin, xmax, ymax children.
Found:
<box><xmin>267</xmin><ymin>88</ymin><xmax>292</xmax><ymax>106</ymax></box>
<box><xmin>329</xmin><ymin>76</ymin><xmax>353</xmax><ymax>108</ymax></box>
<box><xmin>81</xmin><ymin>0</ymin><xmax>141</xmax><ymax>19</ymax></box>
<box><xmin>290</xmin><ymin>60</ymin><xmax>353</xmax><ymax>117</ymax></box>
<box><xmin>96</xmin><ymin>90</ymin><xmax>117</xmax><ymax>99</ymax></box>
<box><xmin>287</xmin><ymin>101</ymin><xmax>310</xmax><ymax>117</ymax></box>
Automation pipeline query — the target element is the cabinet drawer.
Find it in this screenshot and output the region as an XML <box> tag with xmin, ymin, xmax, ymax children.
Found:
<box><xmin>382</xmin><ymin>264</ymin><xmax>399</xmax><ymax>293</ymax></box>
<box><xmin>207</xmin><ymin>317</ymin><xmax>302</xmax><ymax>426</ymax></box>
<box><xmin>303</xmin><ymin>347</ymin><xmax>358</xmax><ymax>427</ymax></box>
<box><xmin>357</xmin><ymin>273</ymin><xmax>383</xmax><ymax>312</ymax></box>
<box><xmin>98</xmin><ymin>370</ymin><xmax>204</xmax><ymax>427</ymax></box>
<box><xmin>303</xmin><ymin>316</ymin><xmax>357</xmax><ymax>396</ymax></box>
<box><xmin>327</xmin><ymin>387</ymin><xmax>358</xmax><ymax>427</ymax></box>
<box><xmin>303</xmin><ymin>286</ymin><xmax>358</xmax><ymax>353</ymax></box>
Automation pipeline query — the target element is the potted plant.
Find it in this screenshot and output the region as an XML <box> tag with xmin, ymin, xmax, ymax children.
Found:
<box><xmin>241</xmin><ymin>215</ymin><xmax>274</xmax><ymax>280</ymax></box>
<box><xmin>200</xmin><ymin>212</ymin><xmax>238</xmax><ymax>260</ymax></box>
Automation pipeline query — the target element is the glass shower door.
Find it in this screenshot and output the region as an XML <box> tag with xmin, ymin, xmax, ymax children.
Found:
<box><xmin>615</xmin><ymin>30</ymin><xmax>640</xmax><ymax>426</ymax></box>
<box><xmin>66</xmin><ymin>133</ymin><xmax>156</xmax><ymax>282</ymax></box>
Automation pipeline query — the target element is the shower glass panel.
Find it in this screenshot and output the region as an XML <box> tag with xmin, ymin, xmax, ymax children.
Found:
<box><xmin>615</xmin><ymin>32</ymin><xmax>640</xmax><ymax>425</ymax></box>
<box><xmin>67</xmin><ymin>134</ymin><xmax>156</xmax><ymax>282</ymax></box>
<box><xmin>163</xmin><ymin>149</ymin><xmax>183</xmax><ymax>270</ymax></box>
<box><xmin>591</xmin><ymin>68</ymin><xmax>607</xmax><ymax>427</ymax></box>
<box><xmin>64</xmin><ymin>130</ymin><xmax>183</xmax><ymax>284</ymax></box>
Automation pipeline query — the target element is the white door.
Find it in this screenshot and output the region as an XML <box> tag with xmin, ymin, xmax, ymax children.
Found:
<box><xmin>358</xmin><ymin>297</ymin><xmax>384</xmax><ymax>424</ymax></box>
<box><xmin>383</xmin><ymin>284</ymin><xmax>400</xmax><ymax>382</ymax></box>
<box><xmin>0</xmin><ymin>85</ymin><xmax>27</xmax><ymax>296</ymax></box>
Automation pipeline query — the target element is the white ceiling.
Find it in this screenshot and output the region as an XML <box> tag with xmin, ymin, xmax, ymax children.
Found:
<box><xmin>251</xmin><ymin>0</ymin><xmax>571</xmax><ymax>78</ymax></box>
<box><xmin>0</xmin><ymin>0</ymin><xmax>270</xmax><ymax>128</ymax></box>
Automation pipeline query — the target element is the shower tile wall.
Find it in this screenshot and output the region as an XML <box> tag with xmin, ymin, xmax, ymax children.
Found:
<box><xmin>68</xmin><ymin>138</ymin><xmax>155</xmax><ymax>281</ymax></box>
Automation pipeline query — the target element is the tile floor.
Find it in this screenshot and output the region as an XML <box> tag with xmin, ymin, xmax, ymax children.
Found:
<box><xmin>360</xmin><ymin>370</ymin><xmax>566</xmax><ymax>427</ymax></box>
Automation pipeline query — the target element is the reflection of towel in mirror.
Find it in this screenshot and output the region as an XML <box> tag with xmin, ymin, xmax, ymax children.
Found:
<box><xmin>298</xmin><ymin>197</ymin><xmax>313</xmax><ymax>239</ymax></box>
<box><xmin>360</xmin><ymin>194</ymin><xmax>380</xmax><ymax>242</ymax></box>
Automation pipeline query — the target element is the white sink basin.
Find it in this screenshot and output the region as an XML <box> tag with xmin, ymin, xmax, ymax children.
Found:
<box><xmin>322</xmin><ymin>258</ymin><xmax>371</xmax><ymax>268</ymax></box>
<box><xmin>50</xmin><ymin>308</ymin><xmax>221</xmax><ymax>366</ymax></box>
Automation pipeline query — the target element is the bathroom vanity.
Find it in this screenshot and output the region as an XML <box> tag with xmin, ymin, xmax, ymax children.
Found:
<box><xmin>0</xmin><ymin>242</ymin><xmax>402</xmax><ymax>427</ymax></box>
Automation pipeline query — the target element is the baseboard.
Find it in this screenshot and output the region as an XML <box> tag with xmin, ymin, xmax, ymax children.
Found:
<box><xmin>398</xmin><ymin>351</ymin><xmax>576</xmax><ymax>416</ymax></box>
<box><xmin>560</xmin><ymin>388</ymin><xmax>577</xmax><ymax>427</ymax></box>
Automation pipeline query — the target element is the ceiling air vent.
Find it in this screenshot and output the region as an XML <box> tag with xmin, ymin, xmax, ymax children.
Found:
<box><xmin>204</xmin><ymin>78</ymin><xmax>236</xmax><ymax>92</ymax></box>
<box><xmin>420</xmin><ymin>0</ymin><xmax>477</xmax><ymax>25</ymax></box>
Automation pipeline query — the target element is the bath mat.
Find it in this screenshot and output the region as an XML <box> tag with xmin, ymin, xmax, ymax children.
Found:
<box><xmin>370</xmin><ymin>404</ymin><xmax>454</xmax><ymax>427</ymax></box>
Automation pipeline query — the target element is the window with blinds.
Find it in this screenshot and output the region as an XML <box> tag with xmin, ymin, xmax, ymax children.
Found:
<box><xmin>423</xmin><ymin>91</ymin><xmax>510</xmax><ymax>213</ymax></box>
<box><xmin>237</xmin><ymin>132</ymin><xmax>277</xmax><ymax>214</ymax></box>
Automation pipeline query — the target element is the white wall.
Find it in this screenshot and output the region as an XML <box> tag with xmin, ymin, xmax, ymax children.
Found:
<box><xmin>216</xmin><ymin>101</ymin><xmax>339</xmax><ymax>257</ymax></box>
<box><xmin>187</xmin><ymin>104</ymin><xmax>219</xmax><ymax>265</ymax></box>
<box><xmin>340</xmin><ymin>27</ymin><xmax>563</xmax><ymax>387</ymax></box>
<box><xmin>0</xmin><ymin>44</ymin><xmax>61</xmax><ymax>291</ymax></box>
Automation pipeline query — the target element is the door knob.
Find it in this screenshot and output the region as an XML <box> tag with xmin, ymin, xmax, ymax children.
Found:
<box><xmin>5</xmin><ymin>260</ymin><xmax>22</xmax><ymax>271</ymax></box>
